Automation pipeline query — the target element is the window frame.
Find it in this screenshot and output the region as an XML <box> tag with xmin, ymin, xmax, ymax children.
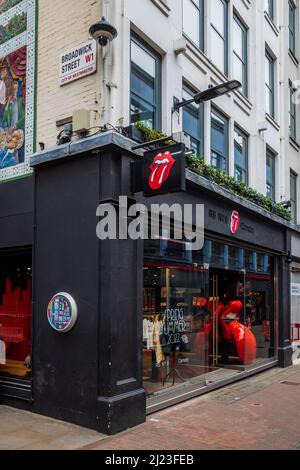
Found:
<box><xmin>210</xmin><ymin>0</ymin><xmax>229</xmax><ymax>75</ymax></box>
<box><xmin>290</xmin><ymin>170</ymin><xmax>298</xmax><ymax>224</ymax></box>
<box><xmin>211</xmin><ymin>106</ymin><xmax>229</xmax><ymax>174</ymax></box>
<box><xmin>183</xmin><ymin>0</ymin><xmax>204</xmax><ymax>51</ymax></box>
<box><xmin>182</xmin><ymin>81</ymin><xmax>204</xmax><ymax>157</ymax></box>
<box><xmin>266</xmin><ymin>0</ymin><xmax>275</xmax><ymax>21</ymax></box>
<box><xmin>233</xmin><ymin>13</ymin><xmax>248</xmax><ymax>97</ymax></box>
<box><xmin>266</xmin><ymin>148</ymin><xmax>276</xmax><ymax>201</ymax></box>
<box><xmin>289</xmin><ymin>80</ymin><xmax>297</xmax><ymax>141</ymax></box>
<box><xmin>288</xmin><ymin>0</ymin><xmax>296</xmax><ymax>56</ymax></box>
<box><xmin>130</xmin><ymin>33</ymin><xmax>162</xmax><ymax>130</ymax></box>
<box><xmin>265</xmin><ymin>50</ymin><xmax>275</xmax><ymax>119</ymax></box>
<box><xmin>234</xmin><ymin>125</ymin><xmax>249</xmax><ymax>185</ymax></box>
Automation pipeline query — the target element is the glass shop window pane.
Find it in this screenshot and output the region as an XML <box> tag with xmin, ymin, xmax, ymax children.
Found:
<box><xmin>245</xmin><ymin>257</ymin><xmax>276</xmax><ymax>365</ymax></box>
<box><xmin>0</xmin><ymin>252</ymin><xmax>32</xmax><ymax>380</ymax></box>
<box><xmin>143</xmin><ymin>263</ymin><xmax>209</xmax><ymax>397</ymax></box>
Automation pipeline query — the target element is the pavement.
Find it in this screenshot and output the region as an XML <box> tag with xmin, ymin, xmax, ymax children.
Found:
<box><xmin>1</xmin><ymin>364</ymin><xmax>300</xmax><ymax>450</ymax></box>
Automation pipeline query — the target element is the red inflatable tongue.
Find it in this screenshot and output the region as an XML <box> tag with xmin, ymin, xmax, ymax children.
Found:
<box><xmin>229</xmin><ymin>321</ymin><xmax>257</xmax><ymax>365</ymax></box>
<box><xmin>149</xmin><ymin>151</ymin><xmax>175</xmax><ymax>190</ymax></box>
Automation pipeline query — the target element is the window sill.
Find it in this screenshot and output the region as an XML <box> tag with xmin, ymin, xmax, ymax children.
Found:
<box><xmin>265</xmin><ymin>113</ymin><xmax>280</xmax><ymax>131</ymax></box>
<box><xmin>289</xmin><ymin>137</ymin><xmax>300</xmax><ymax>151</ymax></box>
<box><xmin>289</xmin><ymin>49</ymin><xmax>299</xmax><ymax>67</ymax></box>
<box><xmin>233</xmin><ymin>89</ymin><xmax>253</xmax><ymax>115</ymax></box>
<box><xmin>150</xmin><ymin>0</ymin><xmax>170</xmax><ymax>16</ymax></box>
<box><xmin>184</xmin><ymin>37</ymin><xmax>229</xmax><ymax>82</ymax></box>
<box><xmin>264</xmin><ymin>11</ymin><xmax>279</xmax><ymax>36</ymax></box>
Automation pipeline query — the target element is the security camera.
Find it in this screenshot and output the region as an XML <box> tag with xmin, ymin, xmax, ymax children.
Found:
<box><xmin>89</xmin><ymin>17</ymin><xmax>118</xmax><ymax>46</ymax></box>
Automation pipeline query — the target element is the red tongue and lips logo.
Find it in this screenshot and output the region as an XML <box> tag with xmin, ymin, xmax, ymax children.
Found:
<box><xmin>231</xmin><ymin>211</ymin><xmax>241</xmax><ymax>234</ymax></box>
<box><xmin>148</xmin><ymin>151</ymin><xmax>175</xmax><ymax>191</ymax></box>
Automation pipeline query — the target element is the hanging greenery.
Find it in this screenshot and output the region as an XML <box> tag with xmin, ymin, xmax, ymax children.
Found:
<box><xmin>134</xmin><ymin>122</ymin><xmax>291</xmax><ymax>221</ymax></box>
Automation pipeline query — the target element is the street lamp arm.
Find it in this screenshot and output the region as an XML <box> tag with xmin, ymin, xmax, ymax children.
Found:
<box><xmin>173</xmin><ymin>80</ymin><xmax>242</xmax><ymax>113</ymax></box>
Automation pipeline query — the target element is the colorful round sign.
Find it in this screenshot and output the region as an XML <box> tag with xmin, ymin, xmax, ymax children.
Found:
<box><xmin>47</xmin><ymin>293</ymin><xmax>78</xmax><ymax>333</ymax></box>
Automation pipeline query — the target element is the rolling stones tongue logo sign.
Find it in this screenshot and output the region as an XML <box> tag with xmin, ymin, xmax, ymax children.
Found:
<box><xmin>148</xmin><ymin>151</ymin><xmax>175</xmax><ymax>191</ymax></box>
<box><xmin>231</xmin><ymin>211</ymin><xmax>241</xmax><ymax>234</ymax></box>
<box><xmin>142</xmin><ymin>143</ymin><xmax>186</xmax><ymax>197</ymax></box>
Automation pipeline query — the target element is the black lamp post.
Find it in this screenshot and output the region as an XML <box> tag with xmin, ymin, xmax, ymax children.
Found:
<box><xmin>173</xmin><ymin>80</ymin><xmax>242</xmax><ymax>112</ymax></box>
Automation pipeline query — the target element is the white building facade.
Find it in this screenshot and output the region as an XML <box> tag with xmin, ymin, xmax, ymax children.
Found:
<box><xmin>95</xmin><ymin>0</ymin><xmax>300</xmax><ymax>223</ymax></box>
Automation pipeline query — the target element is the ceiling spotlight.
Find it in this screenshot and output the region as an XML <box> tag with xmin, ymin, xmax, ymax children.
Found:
<box><xmin>89</xmin><ymin>16</ymin><xmax>118</xmax><ymax>46</ymax></box>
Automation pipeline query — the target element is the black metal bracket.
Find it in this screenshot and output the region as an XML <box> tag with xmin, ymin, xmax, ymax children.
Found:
<box><xmin>131</xmin><ymin>136</ymin><xmax>173</xmax><ymax>151</ymax></box>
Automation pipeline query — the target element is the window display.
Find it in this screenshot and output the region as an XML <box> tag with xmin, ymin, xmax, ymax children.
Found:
<box><xmin>0</xmin><ymin>252</ymin><xmax>32</xmax><ymax>379</ymax></box>
<box><xmin>144</xmin><ymin>237</ymin><xmax>277</xmax><ymax>397</ymax></box>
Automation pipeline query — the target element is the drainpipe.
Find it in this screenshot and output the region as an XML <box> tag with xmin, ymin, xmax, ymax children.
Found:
<box><xmin>99</xmin><ymin>0</ymin><xmax>119</xmax><ymax>126</ymax></box>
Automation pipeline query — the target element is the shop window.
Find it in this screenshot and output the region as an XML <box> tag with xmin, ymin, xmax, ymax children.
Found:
<box><xmin>291</xmin><ymin>269</ymin><xmax>300</xmax><ymax>342</ymax></box>
<box><xmin>130</xmin><ymin>35</ymin><xmax>161</xmax><ymax>130</ymax></box>
<box><xmin>144</xmin><ymin>237</ymin><xmax>277</xmax><ymax>399</ymax></box>
<box><xmin>245</xmin><ymin>258</ymin><xmax>276</xmax><ymax>364</ymax></box>
<box><xmin>0</xmin><ymin>251</ymin><xmax>32</xmax><ymax>380</ymax></box>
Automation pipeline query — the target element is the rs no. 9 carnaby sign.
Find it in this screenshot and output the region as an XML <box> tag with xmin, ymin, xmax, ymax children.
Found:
<box><xmin>47</xmin><ymin>292</ymin><xmax>78</xmax><ymax>333</ymax></box>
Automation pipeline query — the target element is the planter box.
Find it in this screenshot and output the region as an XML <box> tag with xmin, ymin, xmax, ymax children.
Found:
<box><xmin>122</xmin><ymin>125</ymin><xmax>145</xmax><ymax>144</ymax></box>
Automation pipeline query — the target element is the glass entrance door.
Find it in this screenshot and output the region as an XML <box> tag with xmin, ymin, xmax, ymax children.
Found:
<box><xmin>206</xmin><ymin>269</ymin><xmax>246</xmax><ymax>384</ymax></box>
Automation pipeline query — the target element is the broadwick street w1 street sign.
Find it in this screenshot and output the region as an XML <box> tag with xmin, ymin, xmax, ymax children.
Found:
<box><xmin>59</xmin><ymin>40</ymin><xmax>97</xmax><ymax>85</ymax></box>
<box><xmin>131</xmin><ymin>143</ymin><xmax>186</xmax><ymax>197</ymax></box>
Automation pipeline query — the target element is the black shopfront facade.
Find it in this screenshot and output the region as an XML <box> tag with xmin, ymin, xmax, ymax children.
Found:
<box><xmin>0</xmin><ymin>132</ymin><xmax>294</xmax><ymax>434</ymax></box>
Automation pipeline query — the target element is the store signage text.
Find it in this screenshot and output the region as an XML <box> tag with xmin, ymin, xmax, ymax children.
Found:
<box><xmin>163</xmin><ymin>308</ymin><xmax>186</xmax><ymax>345</ymax></box>
<box><xmin>59</xmin><ymin>40</ymin><xmax>97</xmax><ymax>85</ymax></box>
<box><xmin>291</xmin><ymin>283</ymin><xmax>300</xmax><ymax>296</ymax></box>
<box><xmin>208</xmin><ymin>209</ymin><xmax>255</xmax><ymax>235</ymax></box>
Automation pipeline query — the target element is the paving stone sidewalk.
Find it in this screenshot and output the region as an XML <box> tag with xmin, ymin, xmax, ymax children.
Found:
<box><xmin>1</xmin><ymin>364</ymin><xmax>300</xmax><ymax>450</ymax></box>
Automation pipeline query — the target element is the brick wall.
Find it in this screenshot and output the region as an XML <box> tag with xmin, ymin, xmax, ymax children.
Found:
<box><xmin>36</xmin><ymin>0</ymin><xmax>102</xmax><ymax>149</ymax></box>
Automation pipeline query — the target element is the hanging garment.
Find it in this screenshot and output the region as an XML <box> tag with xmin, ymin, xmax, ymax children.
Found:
<box><xmin>153</xmin><ymin>318</ymin><xmax>165</xmax><ymax>365</ymax></box>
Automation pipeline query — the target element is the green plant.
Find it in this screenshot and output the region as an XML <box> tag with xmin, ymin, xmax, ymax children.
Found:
<box><xmin>134</xmin><ymin>122</ymin><xmax>291</xmax><ymax>221</ymax></box>
<box><xmin>186</xmin><ymin>155</ymin><xmax>291</xmax><ymax>221</ymax></box>
<box><xmin>134</xmin><ymin>121</ymin><xmax>167</xmax><ymax>142</ymax></box>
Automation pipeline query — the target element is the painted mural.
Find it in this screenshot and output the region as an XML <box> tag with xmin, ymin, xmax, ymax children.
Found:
<box><xmin>0</xmin><ymin>46</ymin><xmax>26</xmax><ymax>168</ymax></box>
<box><xmin>0</xmin><ymin>0</ymin><xmax>36</xmax><ymax>180</ymax></box>
<box><xmin>0</xmin><ymin>12</ymin><xmax>27</xmax><ymax>45</ymax></box>
<box><xmin>0</xmin><ymin>0</ymin><xmax>23</xmax><ymax>15</ymax></box>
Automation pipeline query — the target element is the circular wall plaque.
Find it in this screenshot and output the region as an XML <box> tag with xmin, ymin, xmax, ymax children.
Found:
<box><xmin>47</xmin><ymin>293</ymin><xmax>78</xmax><ymax>333</ymax></box>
